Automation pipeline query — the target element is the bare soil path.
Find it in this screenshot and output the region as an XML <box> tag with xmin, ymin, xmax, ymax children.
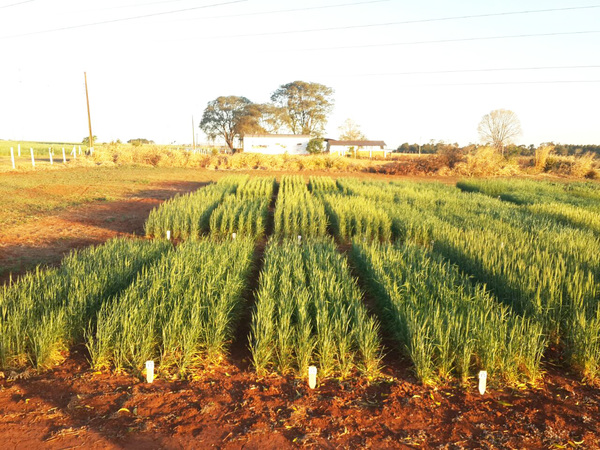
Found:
<box><xmin>0</xmin><ymin>181</ymin><xmax>205</xmax><ymax>284</ymax></box>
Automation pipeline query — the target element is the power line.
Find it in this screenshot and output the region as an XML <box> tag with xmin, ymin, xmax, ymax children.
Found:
<box><xmin>86</xmin><ymin>0</ymin><xmax>389</xmax><ymax>15</ymax></box>
<box><xmin>347</xmin><ymin>65</ymin><xmax>600</xmax><ymax>77</ymax></box>
<box><xmin>0</xmin><ymin>0</ymin><xmax>247</xmax><ymax>40</ymax></box>
<box><xmin>295</xmin><ymin>30</ymin><xmax>600</xmax><ymax>52</ymax></box>
<box><xmin>410</xmin><ymin>80</ymin><xmax>600</xmax><ymax>87</ymax></box>
<box><xmin>3</xmin><ymin>3</ymin><xmax>599</xmax><ymax>40</ymax></box>
<box><xmin>204</xmin><ymin>5</ymin><xmax>600</xmax><ymax>39</ymax></box>
<box><xmin>170</xmin><ymin>0</ymin><xmax>391</xmax><ymax>21</ymax></box>
<box><xmin>0</xmin><ymin>0</ymin><xmax>35</xmax><ymax>9</ymax></box>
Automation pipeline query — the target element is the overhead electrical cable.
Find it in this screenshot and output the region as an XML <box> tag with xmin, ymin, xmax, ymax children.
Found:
<box><xmin>85</xmin><ymin>0</ymin><xmax>389</xmax><ymax>15</ymax></box>
<box><xmin>346</xmin><ymin>65</ymin><xmax>600</xmax><ymax>77</ymax></box>
<box><xmin>294</xmin><ymin>30</ymin><xmax>600</xmax><ymax>51</ymax></box>
<box><xmin>203</xmin><ymin>5</ymin><xmax>600</xmax><ymax>39</ymax></box>
<box><xmin>171</xmin><ymin>0</ymin><xmax>391</xmax><ymax>20</ymax></box>
<box><xmin>2</xmin><ymin>3</ymin><xmax>599</xmax><ymax>40</ymax></box>
<box><xmin>0</xmin><ymin>0</ymin><xmax>35</xmax><ymax>9</ymax></box>
<box><xmin>0</xmin><ymin>0</ymin><xmax>247</xmax><ymax>39</ymax></box>
<box><xmin>407</xmin><ymin>80</ymin><xmax>600</xmax><ymax>87</ymax></box>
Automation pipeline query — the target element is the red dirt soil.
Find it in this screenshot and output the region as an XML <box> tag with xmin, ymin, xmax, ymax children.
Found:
<box><xmin>1</xmin><ymin>177</ymin><xmax>599</xmax><ymax>449</ymax></box>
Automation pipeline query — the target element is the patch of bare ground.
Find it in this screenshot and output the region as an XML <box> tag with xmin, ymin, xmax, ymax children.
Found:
<box><xmin>0</xmin><ymin>346</ymin><xmax>598</xmax><ymax>449</ymax></box>
<box><xmin>0</xmin><ymin>181</ymin><xmax>206</xmax><ymax>284</ymax></box>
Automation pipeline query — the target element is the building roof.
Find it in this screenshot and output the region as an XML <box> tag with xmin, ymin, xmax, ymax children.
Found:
<box><xmin>243</xmin><ymin>134</ymin><xmax>312</xmax><ymax>139</ymax></box>
<box><xmin>325</xmin><ymin>139</ymin><xmax>386</xmax><ymax>147</ymax></box>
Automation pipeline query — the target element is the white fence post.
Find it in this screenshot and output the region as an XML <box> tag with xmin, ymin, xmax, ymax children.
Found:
<box><xmin>30</xmin><ymin>148</ymin><xmax>35</xmax><ymax>168</ymax></box>
<box><xmin>78</xmin><ymin>145</ymin><xmax>81</xmax><ymax>155</ymax></box>
<box><xmin>72</xmin><ymin>147</ymin><xmax>77</xmax><ymax>159</ymax></box>
<box><xmin>49</xmin><ymin>148</ymin><xmax>53</xmax><ymax>165</ymax></box>
<box><xmin>10</xmin><ymin>147</ymin><xmax>15</xmax><ymax>169</ymax></box>
<box><xmin>62</xmin><ymin>147</ymin><xmax>66</xmax><ymax>163</ymax></box>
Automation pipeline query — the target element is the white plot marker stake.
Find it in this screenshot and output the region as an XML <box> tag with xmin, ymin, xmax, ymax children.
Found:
<box><xmin>30</xmin><ymin>148</ymin><xmax>35</xmax><ymax>168</ymax></box>
<box><xmin>166</xmin><ymin>230</ymin><xmax>171</xmax><ymax>240</ymax></box>
<box><xmin>62</xmin><ymin>148</ymin><xmax>66</xmax><ymax>163</ymax></box>
<box><xmin>146</xmin><ymin>360</ymin><xmax>154</xmax><ymax>383</ymax></box>
<box><xmin>10</xmin><ymin>147</ymin><xmax>15</xmax><ymax>169</ymax></box>
<box><xmin>308</xmin><ymin>366</ymin><xmax>317</xmax><ymax>389</ymax></box>
<box><xmin>478</xmin><ymin>370</ymin><xmax>487</xmax><ymax>395</ymax></box>
<box><xmin>298</xmin><ymin>235</ymin><xmax>302</xmax><ymax>245</ymax></box>
<box><xmin>232</xmin><ymin>232</ymin><xmax>237</xmax><ymax>240</ymax></box>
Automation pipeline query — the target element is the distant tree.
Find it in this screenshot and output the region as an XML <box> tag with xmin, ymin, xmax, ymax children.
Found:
<box><xmin>397</xmin><ymin>143</ymin><xmax>410</xmax><ymax>153</ymax></box>
<box><xmin>271</xmin><ymin>81</ymin><xmax>334</xmax><ymax>136</ymax></box>
<box><xmin>82</xmin><ymin>136</ymin><xmax>97</xmax><ymax>146</ymax></box>
<box><xmin>128</xmin><ymin>138</ymin><xmax>154</xmax><ymax>146</ymax></box>
<box><xmin>477</xmin><ymin>109</ymin><xmax>522</xmax><ymax>157</ymax></box>
<box><xmin>200</xmin><ymin>96</ymin><xmax>262</xmax><ymax>150</ymax></box>
<box><xmin>338</xmin><ymin>118</ymin><xmax>366</xmax><ymax>141</ymax></box>
<box><xmin>306</xmin><ymin>137</ymin><xmax>325</xmax><ymax>154</ymax></box>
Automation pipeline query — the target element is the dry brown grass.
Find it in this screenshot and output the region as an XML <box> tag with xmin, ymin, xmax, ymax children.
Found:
<box><xmin>91</xmin><ymin>144</ymin><xmax>377</xmax><ymax>172</ymax></box>
<box><xmin>534</xmin><ymin>145</ymin><xmax>554</xmax><ymax>172</ymax></box>
<box><xmin>448</xmin><ymin>146</ymin><xmax>520</xmax><ymax>177</ymax></box>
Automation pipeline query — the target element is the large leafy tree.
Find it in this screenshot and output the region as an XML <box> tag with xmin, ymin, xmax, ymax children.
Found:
<box><xmin>255</xmin><ymin>103</ymin><xmax>287</xmax><ymax>134</ymax></box>
<box><xmin>477</xmin><ymin>109</ymin><xmax>522</xmax><ymax>157</ymax></box>
<box><xmin>270</xmin><ymin>81</ymin><xmax>334</xmax><ymax>136</ymax></box>
<box><xmin>200</xmin><ymin>96</ymin><xmax>263</xmax><ymax>150</ymax></box>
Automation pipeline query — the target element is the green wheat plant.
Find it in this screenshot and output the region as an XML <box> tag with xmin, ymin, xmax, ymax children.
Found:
<box><xmin>249</xmin><ymin>237</ymin><xmax>382</xmax><ymax>378</ymax></box>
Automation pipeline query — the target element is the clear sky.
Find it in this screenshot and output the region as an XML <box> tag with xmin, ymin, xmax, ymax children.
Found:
<box><xmin>1</xmin><ymin>0</ymin><xmax>599</xmax><ymax>148</ymax></box>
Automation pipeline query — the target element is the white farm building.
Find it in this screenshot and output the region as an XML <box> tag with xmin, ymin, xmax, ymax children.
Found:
<box><xmin>242</xmin><ymin>134</ymin><xmax>312</xmax><ymax>155</ymax></box>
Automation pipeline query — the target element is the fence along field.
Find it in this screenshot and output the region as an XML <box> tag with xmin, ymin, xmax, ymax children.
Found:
<box><xmin>0</xmin><ymin>141</ymin><xmax>84</xmax><ymax>170</ymax></box>
<box><xmin>2</xmin><ymin>174</ymin><xmax>599</xmax><ymax>387</ymax></box>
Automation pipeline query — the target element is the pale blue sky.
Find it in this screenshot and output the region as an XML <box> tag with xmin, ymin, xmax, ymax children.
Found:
<box><xmin>1</xmin><ymin>0</ymin><xmax>599</xmax><ymax>147</ymax></box>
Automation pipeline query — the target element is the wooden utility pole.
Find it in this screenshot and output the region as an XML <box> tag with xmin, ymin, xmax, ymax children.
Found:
<box><xmin>84</xmin><ymin>72</ymin><xmax>93</xmax><ymax>150</ymax></box>
<box><xmin>192</xmin><ymin>115</ymin><xmax>196</xmax><ymax>151</ymax></box>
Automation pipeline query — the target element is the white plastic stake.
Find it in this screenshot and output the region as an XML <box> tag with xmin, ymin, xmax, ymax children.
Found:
<box><xmin>10</xmin><ymin>147</ymin><xmax>15</xmax><ymax>169</ymax></box>
<box><xmin>308</xmin><ymin>366</ymin><xmax>317</xmax><ymax>389</ymax></box>
<box><xmin>17</xmin><ymin>143</ymin><xmax>21</xmax><ymax>157</ymax></box>
<box><xmin>30</xmin><ymin>148</ymin><xmax>35</xmax><ymax>168</ymax></box>
<box><xmin>49</xmin><ymin>148</ymin><xmax>53</xmax><ymax>165</ymax></box>
<box><xmin>78</xmin><ymin>145</ymin><xmax>82</xmax><ymax>155</ymax></box>
<box><xmin>232</xmin><ymin>232</ymin><xmax>237</xmax><ymax>240</ymax></box>
<box><xmin>166</xmin><ymin>230</ymin><xmax>171</xmax><ymax>240</ymax></box>
<box><xmin>145</xmin><ymin>360</ymin><xmax>155</xmax><ymax>383</ymax></box>
<box><xmin>62</xmin><ymin>147</ymin><xmax>66</xmax><ymax>163</ymax></box>
<box><xmin>478</xmin><ymin>370</ymin><xmax>487</xmax><ymax>395</ymax></box>
<box><xmin>298</xmin><ymin>235</ymin><xmax>302</xmax><ymax>245</ymax></box>
<box><xmin>72</xmin><ymin>147</ymin><xmax>76</xmax><ymax>159</ymax></box>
